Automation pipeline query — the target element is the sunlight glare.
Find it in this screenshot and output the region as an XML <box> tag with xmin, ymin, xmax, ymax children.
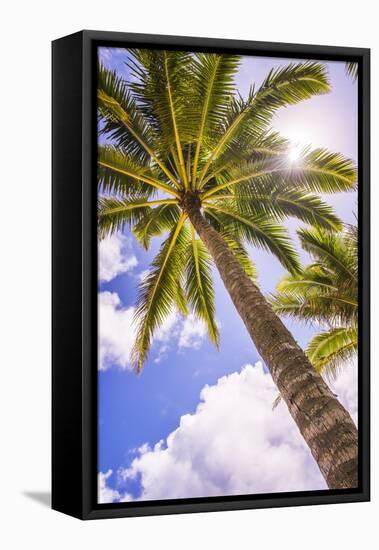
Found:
<box><xmin>288</xmin><ymin>142</ymin><xmax>305</xmax><ymax>165</ymax></box>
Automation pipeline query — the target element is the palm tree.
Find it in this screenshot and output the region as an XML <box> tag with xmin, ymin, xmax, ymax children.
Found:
<box><xmin>271</xmin><ymin>225</ymin><xmax>357</xmax><ymax>379</ymax></box>
<box><xmin>97</xmin><ymin>50</ymin><xmax>358</xmax><ymax>489</ymax></box>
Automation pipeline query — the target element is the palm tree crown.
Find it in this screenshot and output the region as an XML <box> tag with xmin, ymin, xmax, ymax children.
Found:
<box><xmin>271</xmin><ymin>225</ymin><xmax>358</xmax><ymax>377</ymax></box>
<box><xmin>97</xmin><ymin>50</ymin><xmax>357</xmax><ymax>370</ymax></box>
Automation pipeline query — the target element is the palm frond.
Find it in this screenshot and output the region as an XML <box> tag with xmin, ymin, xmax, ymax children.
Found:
<box><xmin>127</xmin><ymin>50</ymin><xmax>196</xmax><ymax>185</ymax></box>
<box><xmin>133</xmin><ymin>203</ymin><xmax>181</xmax><ymax>249</ymax></box>
<box><xmin>98</xmin><ymin>197</ymin><xmax>178</xmax><ymax>238</ymax></box>
<box><xmin>198</xmin><ymin>62</ymin><xmax>329</xmax><ymax>185</ymax></box>
<box><xmin>211</xmin><ymin>187</ymin><xmax>342</xmax><ymax>231</ymax></box>
<box><xmin>191</xmin><ymin>53</ymin><xmax>240</xmax><ymax>186</ymax></box>
<box><xmin>132</xmin><ymin>216</ymin><xmax>189</xmax><ymax>370</ymax></box>
<box><xmin>298</xmin><ymin>227</ymin><xmax>358</xmax><ymax>288</ymax></box>
<box><xmin>306</xmin><ymin>327</ymin><xmax>357</xmax><ymax>378</ymax></box>
<box><xmin>98</xmin><ymin>63</ymin><xmax>179</xmax><ymax>185</ymax></box>
<box><xmin>205</xmin><ymin>202</ymin><xmax>300</xmax><ymax>274</ymax></box>
<box><xmin>185</xmin><ymin>227</ymin><xmax>220</xmax><ymax>345</ymax></box>
<box><xmin>346</xmin><ymin>62</ymin><xmax>358</xmax><ymax>81</ymax></box>
<box><xmin>202</xmin><ymin>146</ymin><xmax>356</xmax><ymax>200</ymax></box>
<box><xmin>271</xmin><ymin>290</ymin><xmax>357</xmax><ymax>326</ymax></box>
<box><xmin>270</xmin><ymin>190</ymin><xmax>342</xmax><ymax>230</ymax></box>
<box><xmin>276</xmin><ymin>265</ymin><xmax>336</xmax><ymax>295</ymax></box>
<box><xmin>283</xmin><ymin>148</ymin><xmax>357</xmax><ymax>193</ymax></box>
<box><xmin>98</xmin><ymin>63</ymin><xmax>154</xmax><ymax>163</ymax></box>
<box><xmin>271</xmin><ymin>226</ymin><xmax>358</xmax><ymax>328</ymax></box>
<box><xmin>175</xmin><ymin>278</ymin><xmax>189</xmax><ymax>316</ymax></box>
<box><xmin>98</xmin><ymin>146</ymin><xmax>179</xmax><ymax>198</ymax></box>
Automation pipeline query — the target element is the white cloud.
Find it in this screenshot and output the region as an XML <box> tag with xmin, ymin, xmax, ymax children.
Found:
<box><xmin>178</xmin><ymin>314</ymin><xmax>207</xmax><ymax>349</ymax></box>
<box><xmin>98</xmin><ymin>470</ymin><xmax>132</xmax><ymax>504</ymax></box>
<box><xmin>98</xmin><ymin>292</ymin><xmax>136</xmax><ymax>371</ymax></box>
<box><xmin>99</xmin><ymin>234</ymin><xmax>138</xmax><ymax>283</ymax></box>
<box><xmin>98</xmin><ymin>287</ymin><xmax>215</xmax><ymax>370</ymax></box>
<box><xmin>120</xmin><ymin>362</ymin><xmax>353</xmax><ymax>500</ymax></box>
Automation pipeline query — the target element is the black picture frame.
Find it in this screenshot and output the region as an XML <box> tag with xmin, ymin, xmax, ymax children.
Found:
<box><xmin>52</xmin><ymin>30</ymin><xmax>370</xmax><ymax>520</ymax></box>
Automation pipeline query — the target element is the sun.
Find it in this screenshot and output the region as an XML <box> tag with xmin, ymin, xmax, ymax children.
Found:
<box><xmin>288</xmin><ymin>142</ymin><xmax>304</xmax><ymax>164</ymax></box>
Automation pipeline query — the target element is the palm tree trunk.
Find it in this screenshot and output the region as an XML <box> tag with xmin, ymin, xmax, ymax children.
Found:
<box><xmin>186</xmin><ymin>200</ymin><xmax>358</xmax><ymax>489</ymax></box>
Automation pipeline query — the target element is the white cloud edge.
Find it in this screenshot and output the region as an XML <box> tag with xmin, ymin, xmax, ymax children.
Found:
<box><xmin>98</xmin><ymin>293</ymin><xmax>210</xmax><ymax>371</ymax></box>
<box><xmin>98</xmin><ymin>470</ymin><xmax>132</xmax><ymax>504</ymax></box>
<box><xmin>99</xmin><ymin>233</ymin><xmax>138</xmax><ymax>283</ymax></box>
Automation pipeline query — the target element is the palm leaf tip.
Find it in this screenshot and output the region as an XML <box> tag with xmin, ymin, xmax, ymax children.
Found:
<box><xmin>261</xmin><ymin>62</ymin><xmax>330</xmax><ymax>102</ymax></box>
<box><xmin>346</xmin><ymin>62</ymin><xmax>358</xmax><ymax>81</ymax></box>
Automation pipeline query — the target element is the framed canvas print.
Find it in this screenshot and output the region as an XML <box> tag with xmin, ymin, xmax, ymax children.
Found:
<box><xmin>52</xmin><ymin>30</ymin><xmax>370</xmax><ymax>520</ymax></box>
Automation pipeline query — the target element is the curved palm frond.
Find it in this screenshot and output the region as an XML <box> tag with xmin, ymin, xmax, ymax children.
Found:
<box><xmin>306</xmin><ymin>327</ymin><xmax>357</xmax><ymax>379</ymax></box>
<box><xmin>204</xmin><ymin>201</ymin><xmax>300</xmax><ymax>274</ymax></box>
<box><xmin>210</xmin><ymin>188</ymin><xmax>342</xmax><ymax>231</ymax></box>
<box><xmin>98</xmin><ymin>146</ymin><xmax>180</xmax><ymax>198</ymax></box>
<box><xmin>185</xmin><ymin>226</ymin><xmax>219</xmax><ymax>345</ymax></box>
<box><xmin>283</xmin><ymin>148</ymin><xmax>357</xmax><ymax>193</ymax></box>
<box><xmin>133</xmin><ymin>203</ymin><xmax>181</xmax><ymax>250</ymax></box>
<box><xmin>197</xmin><ymin>62</ymin><xmax>330</xmax><ymax>185</ymax></box>
<box><xmin>98</xmin><ymin>197</ymin><xmax>177</xmax><ymax>238</ymax></box>
<box><xmin>98</xmin><ymin>62</ymin><xmax>179</xmax><ymax>185</ymax></box>
<box><xmin>191</xmin><ymin>53</ymin><xmax>240</xmax><ymax>187</ymax></box>
<box><xmin>346</xmin><ymin>62</ymin><xmax>358</xmax><ymax>81</ymax></box>
<box><xmin>132</xmin><ymin>216</ymin><xmax>189</xmax><ymax>370</ymax></box>
<box><xmin>298</xmin><ymin>227</ymin><xmax>357</xmax><ymax>290</ymax></box>
<box><xmin>203</xmin><ymin>148</ymin><xmax>356</xmax><ymax>199</ymax></box>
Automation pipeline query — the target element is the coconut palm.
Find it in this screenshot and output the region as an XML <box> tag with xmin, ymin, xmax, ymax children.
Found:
<box><xmin>97</xmin><ymin>50</ymin><xmax>358</xmax><ymax>489</ymax></box>
<box><xmin>271</xmin><ymin>225</ymin><xmax>358</xmax><ymax>379</ymax></box>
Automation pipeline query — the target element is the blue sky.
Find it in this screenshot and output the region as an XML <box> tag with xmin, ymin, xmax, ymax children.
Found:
<box><xmin>97</xmin><ymin>47</ymin><xmax>358</xmax><ymax>503</ymax></box>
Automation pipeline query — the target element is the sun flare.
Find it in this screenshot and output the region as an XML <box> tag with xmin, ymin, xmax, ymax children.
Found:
<box><xmin>288</xmin><ymin>142</ymin><xmax>305</xmax><ymax>164</ymax></box>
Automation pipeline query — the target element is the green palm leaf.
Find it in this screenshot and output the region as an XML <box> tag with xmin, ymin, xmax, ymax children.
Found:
<box><xmin>185</xmin><ymin>227</ymin><xmax>220</xmax><ymax>345</ymax></box>
<box><xmin>298</xmin><ymin>227</ymin><xmax>357</xmax><ymax>288</ymax></box>
<box><xmin>306</xmin><ymin>327</ymin><xmax>357</xmax><ymax>378</ymax></box>
<box><xmin>346</xmin><ymin>62</ymin><xmax>358</xmax><ymax>81</ymax></box>
<box><xmin>205</xmin><ymin>201</ymin><xmax>300</xmax><ymax>274</ymax></box>
<box><xmin>133</xmin><ymin>203</ymin><xmax>181</xmax><ymax>250</ymax></box>
<box><xmin>98</xmin><ymin>197</ymin><xmax>178</xmax><ymax>238</ymax></box>
<box><xmin>212</xmin><ymin>187</ymin><xmax>342</xmax><ymax>231</ymax></box>
<box><xmin>203</xmin><ymin>148</ymin><xmax>356</xmax><ymax>199</ymax></box>
<box><xmin>283</xmin><ymin>148</ymin><xmax>357</xmax><ymax>193</ymax></box>
<box><xmin>98</xmin><ymin>146</ymin><xmax>179</xmax><ymax>198</ymax></box>
<box><xmin>198</xmin><ymin>62</ymin><xmax>330</xmax><ymax>185</ymax></box>
<box><xmin>128</xmin><ymin>50</ymin><xmax>196</xmax><ymax>186</ymax></box>
<box><xmin>98</xmin><ymin>62</ymin><xmax>179</xmax><ymax>185</ymax></box>
<box><xmin>191</xmin><ymin>53</ymin><xmax>240</xmax><ymax>186</ymax></box>
<box><xmin>132</xmin><ymin>216</ymin><xmax>189</xmax><ymax>370</ymax></box>
<box><xmin>269</xmin><ymin>190</ymin><xmax>342</xmax><ymax>230</ymax></box>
